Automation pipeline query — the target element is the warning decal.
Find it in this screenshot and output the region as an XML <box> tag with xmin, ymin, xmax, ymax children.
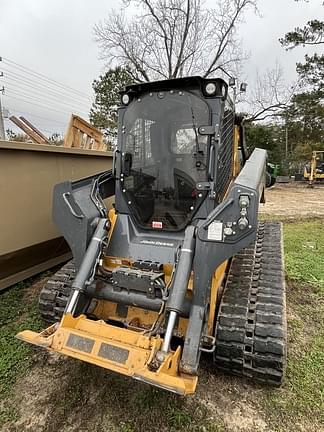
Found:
<box><xmin>207</xmin><ymin>221</ymin><xmax>223</xmax><ymax>241</ymax></box>
<box><xmin>152</xmin><ymin>221</ymin><xmax>163</xmax><ymax>229</ymax></box>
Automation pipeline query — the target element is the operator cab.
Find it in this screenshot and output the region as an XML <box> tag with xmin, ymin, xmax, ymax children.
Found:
<box><xmin>116</xmin><ymin>77</ymin><xmax>232</xmax><ymax>231</ymax></box>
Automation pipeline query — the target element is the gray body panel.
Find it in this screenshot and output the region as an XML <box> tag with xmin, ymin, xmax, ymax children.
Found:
<box><xmin>52</xmin><ymin>171</ymin><xmax>115</xmax><ymax>268</ymax></box>
<box><xmin>107</xmin><ymin>213</ymin><xmax>183</xmax><ymax>264</ymax></box>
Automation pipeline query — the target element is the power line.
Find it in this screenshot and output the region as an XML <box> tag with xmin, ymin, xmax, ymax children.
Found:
<box><xmin>3</xmin><ymin>117</ymin><xmax>64</xmax><ymax>136</ymax></box>
<box><xmin>4</xmin><ymin>88</ymin><xmax>89</xmax><ymax>117</ymax></box>
<box><xmin>0</xmin><ymin>57</ymin><xmax>95</xmax><ymax>137</ymax></box>
<box><xmin>4</xmin><ymin>115</ymin><xmax>65</xmax><ymax>134</ymax></box>
<box><xmin>4</xmin><ymin>106</ymin><xmax>67</xmax><ymax>126</ymax></box>
<box><xmin>4</xmin><ymin>83</ymin><xmax>90</xmax><ymax>114</ymax></box>
<box><xmin>1</xmin><ymin>56</ymin><xmax>92</xmax><ymax>100</ymax></box>
<box><xmin>3</xmin><ymin>93</ymin><xmax>87</xmax><ymax>117</ymax></box>
<box><xmin>1</xmin><ymin>69</ymin><xmax>93</xmax><ymax>107</ymax></box>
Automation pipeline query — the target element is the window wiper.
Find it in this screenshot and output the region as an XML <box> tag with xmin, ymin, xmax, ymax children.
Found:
<box><xmin>190</xmin><ymin>106</ymin><xmax>201</xmax><ymax>155</ymax></box>
<box><xmin>190</xmin><ymin>106</ymin><xmax>205</xmax><ymax>170</ymax></box>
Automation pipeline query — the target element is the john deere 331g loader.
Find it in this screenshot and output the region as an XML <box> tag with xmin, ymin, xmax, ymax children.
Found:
<box><xmin>18</xmin><ymin>77</ymin><xmax>286</xmax><ymax>395</ymax></box>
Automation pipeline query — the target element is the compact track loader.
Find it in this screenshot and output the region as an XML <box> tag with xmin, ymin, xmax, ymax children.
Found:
<box><xmin>18</xmin><ymin>77</ymin><xmax>286</xmax><ymax>395</ymax></box>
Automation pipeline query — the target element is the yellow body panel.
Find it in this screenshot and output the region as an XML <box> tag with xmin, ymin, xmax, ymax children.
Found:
<box><xmin>233</xmin><ymin>126</ymin><xmax>241</xmax><ymax>177</ymax></box>
<box><xmin>207</xmin><ymin>260</ymin><xmax>229</xmax><ymax>335</ymax></box>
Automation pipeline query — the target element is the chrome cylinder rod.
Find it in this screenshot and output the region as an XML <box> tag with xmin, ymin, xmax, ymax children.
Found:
<box><xmin>161</xmin><ymin>310</ymin><xmax>177</xmax><ymax>353</ymax></box>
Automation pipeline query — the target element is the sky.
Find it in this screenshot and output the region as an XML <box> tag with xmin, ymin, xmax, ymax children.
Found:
<box><xmin>0</xmin><ymin>0</ymin><xmax>323</xmax><ymax>136</ymax></box>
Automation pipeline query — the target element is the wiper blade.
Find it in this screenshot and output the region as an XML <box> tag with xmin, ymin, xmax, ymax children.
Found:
<box><xmin>190</xmin><ymin>106</ymin><xmax>200</xmax><ymax>154</ymax></box>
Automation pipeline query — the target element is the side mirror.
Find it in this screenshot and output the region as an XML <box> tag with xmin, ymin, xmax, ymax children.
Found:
<box><xmin>122</xmin><ymin>152</ymin><xmax>133</xmax><ymax>176</ymax></box>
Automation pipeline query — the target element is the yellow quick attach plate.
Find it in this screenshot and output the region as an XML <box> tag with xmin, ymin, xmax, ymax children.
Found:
<box><xmin>17</xmin><ymin>313</ymin><xmax>197</xmax><ymax>395</ymax></box>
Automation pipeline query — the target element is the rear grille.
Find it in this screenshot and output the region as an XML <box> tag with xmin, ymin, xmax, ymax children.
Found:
<box><xmin>216</xmin><ymin>108</ymin><xmax>234</xmax><ymax>201</ymax></box>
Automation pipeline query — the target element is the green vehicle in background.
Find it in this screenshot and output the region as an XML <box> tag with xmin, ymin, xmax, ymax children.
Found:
<box><xmin>266</xmin><ymin>162</ymin><xmax>279</xmax><ymax>187</ymax></box>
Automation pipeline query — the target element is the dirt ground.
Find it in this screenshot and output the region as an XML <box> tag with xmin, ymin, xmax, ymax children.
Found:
<box><xmin>260</xmin><ymin>182</ymin><xmax>324</xmax><ymax>218</ymax></box>
<box><xmin>2</xmin><ymin>281</ymin><xmax>322</xmax><ymax>432</ymax></box>
<box><xmin>1</xmin><ymin>183</ymin><xmax>323</xmax><ymax>432</ymax></box>
<box><xmin>2</xmin><ymin>349</ymin><xmax>272</xmax><ymax>432</ymax></box>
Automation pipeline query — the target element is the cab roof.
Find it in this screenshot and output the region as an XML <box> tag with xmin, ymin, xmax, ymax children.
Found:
<box><xmin>122</xmin><ymin>76</ymin><xmax>228</xmax><ymax>98</ymax></box>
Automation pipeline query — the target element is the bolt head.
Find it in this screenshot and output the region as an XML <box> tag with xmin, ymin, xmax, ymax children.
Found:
<box><xmin>224</xmin><ymin>227</ymin><xmax>233</xmax><ymax>236</ymax></box>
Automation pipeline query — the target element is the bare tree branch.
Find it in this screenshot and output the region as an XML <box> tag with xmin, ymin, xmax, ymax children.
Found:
<box><xmin>242</xmin><ymin>64</ymin><xmax>297</xmax><ymax>122</ymax></box>
<box><xmin>94</xmin><ymin>0</ymin><xmax>256</xmax><ymax>81</ymax></box>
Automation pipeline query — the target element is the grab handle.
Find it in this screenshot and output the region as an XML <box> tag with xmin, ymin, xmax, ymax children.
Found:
<box><xmin>63</xmin><ymin>192</ymin><xmax>84</xmax><ymax>219</ymax></box>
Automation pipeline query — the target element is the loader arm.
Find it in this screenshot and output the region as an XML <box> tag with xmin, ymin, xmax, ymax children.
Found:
<box><xmin>176</xmin><ymin>148</ymin><xmax>267</xmax><ymax>373</ymax></box>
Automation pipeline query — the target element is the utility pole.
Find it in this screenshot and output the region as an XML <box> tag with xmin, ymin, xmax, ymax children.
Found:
<box><xmin>0</xmin><ymin>85</ymin><xmax>5</xmax><ymax>140</ymax></box>
<box><xmin>285</xmin><ymin>118</ymin><xmax>288</xmax><ymax>159</ymax></box>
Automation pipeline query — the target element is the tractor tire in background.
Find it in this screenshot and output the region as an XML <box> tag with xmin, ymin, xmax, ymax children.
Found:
<box><xmin>214</xmin><ymin>221</ymin><xmax>286</xmax><ymax>386</ymax></box>
<box><xmin>266</xmin><ymin>172</ymin><xmax>276</xmax><ymax>188</ymax></box>
<box><xmin>38</xmin><ymin>261</ymin><xmax>75</xmax><ymax>323</ymax></box>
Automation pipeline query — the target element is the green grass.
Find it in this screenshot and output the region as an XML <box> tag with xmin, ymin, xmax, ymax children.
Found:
<box><xmin>263</xmin><ymin>219</ymin><xmax>324</xmax><ymax>429</ymax></box>
<box><xmin>0</xmin><ymin>281</ymin><xmax>43</xmax><ymax>399</ymax></box>
<box><xmin>0</xmin><ymin>406</ymin><xmax>19</xmax><ymax>425</ymax></box>
<box><xmin>287</xmin><ymin>335</ymin><xmax>324</xmax><ymax>417</ymax></box>
<box><xmin>265</xmin><ymin>285</ymin><xmax>324</xmax><ymax>428</ymax></box>
<box><xmin>284</xmin><ymin>220</ymin><xmax>324</xmax><ymax>290</ymax></box>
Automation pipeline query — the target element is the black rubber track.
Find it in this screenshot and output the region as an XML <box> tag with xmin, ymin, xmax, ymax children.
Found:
<box><xmin>214</xmin><ymin>221</ymin><xmax>287</xmax><ymax>386</ymax></box>
<box><xmin>39</xmin><ymin>260</ymin><xmax>75</xmax><ymax>323</ymax></box>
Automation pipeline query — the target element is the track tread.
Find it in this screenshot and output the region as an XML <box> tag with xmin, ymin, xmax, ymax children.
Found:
<box><xmin>39</xmin><ymin>261</ymin><xmax>75</xmax><ymax>323</ymax></box>
<box><xmin>214</xmin><ymin>221</ymin><xmax>287</xmax><ymax>386</ymax></box>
